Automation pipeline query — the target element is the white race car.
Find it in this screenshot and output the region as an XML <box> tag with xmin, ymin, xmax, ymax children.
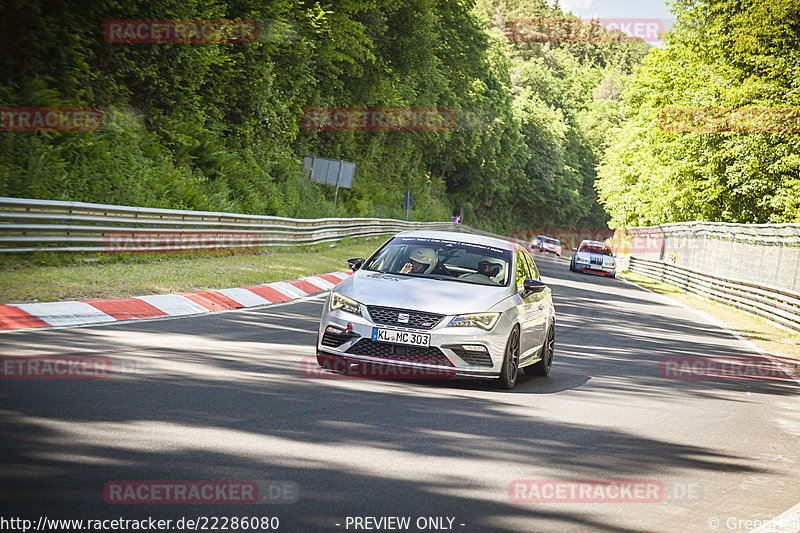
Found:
<box><xmin>569</xmin><ymin>240</ymin><xmax>616</xmax><ymax>278</ymax></box>
<box><xmin>537</xmin><ymin>235</ymin><xmax>562</xmax><ymax>256</ymax></box>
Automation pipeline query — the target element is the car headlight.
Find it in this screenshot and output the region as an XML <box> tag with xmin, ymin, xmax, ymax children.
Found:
<box><xmin>447</xmin><ymin>312</ymin><xmax>500</xmax><ymax>331</ymax></box>
<box><xmin>330</xmin><ymin>292</ymin><xmax>361</xmax><ymax>316</ymax></box>
<box><xmin>575</xmin><ymin>256</ymin><xmax>589</xmax><ymax>263</ymax></box>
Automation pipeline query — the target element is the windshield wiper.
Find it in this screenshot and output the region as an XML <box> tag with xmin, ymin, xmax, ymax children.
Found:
<box><xmin>426</xmin><ymin>275</ymin><xmax>458</xmax><ymax>282</ymax></box>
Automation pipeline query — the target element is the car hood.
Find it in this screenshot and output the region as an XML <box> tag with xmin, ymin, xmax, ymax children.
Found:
<box><xmin>337</xmin><ymin>271</ymin><xmax>511</xmax><ymax>315</ymax></box>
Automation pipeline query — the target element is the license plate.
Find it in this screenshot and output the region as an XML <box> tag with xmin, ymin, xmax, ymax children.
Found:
<box><xmin>589</xmin><ymin>263</ymin><xmax>603</xmax><ymax>270</ymax></box>
<box><xmin>372</xmin><ymin>328</ymin><xmax>430</xmax><ymax>347</ymax></box>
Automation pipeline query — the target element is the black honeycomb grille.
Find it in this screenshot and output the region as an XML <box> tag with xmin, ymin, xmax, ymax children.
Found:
<box><xmin>321</xmin><ymin>331</ymin><xmax>356</xmax><ymax>348</ymax></box>
<box><xmin>346</xmin><ymin>339</ymin><xmax>453</xmax><ymax>366</ymax></box>
<box><xmin>366</xmin><ymin>306</ymin><xmax>444</xmax><ymax>330</ymax></box>
<box><xmin>447</xmin><ymin>346</ymin><xmax>493</xmax><ymax>367</ymax></box>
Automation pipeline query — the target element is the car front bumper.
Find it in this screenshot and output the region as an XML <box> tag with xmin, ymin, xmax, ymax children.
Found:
<box><xmin>574</xmin><ymin>262</ymin><xmax>616</xmax><ymax>276</ymax></box>
<box><xmin>317</xmin><ymin>306</ymin><xmax>513</xmax><ymax>378</ymax></box>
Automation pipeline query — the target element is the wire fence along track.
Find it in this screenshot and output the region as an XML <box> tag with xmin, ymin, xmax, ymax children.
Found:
<box><xmin>627</xmin><ymin>256</ymin><xmax>800</xmax><ymax>334</ymax></box>
<box><xmin>630</xmin><ymin>221</ymin><xmax>800</xmax><ymax>293</ymax></box>
<box><xmin>0</xmin><ymin>197</ymin><xmax>466</xmax><ymax>253</ymax></box>
<box><xmin>624</xmin><ymin>220</ymin><xmax>800</xmax><ymax>333</ymax></box>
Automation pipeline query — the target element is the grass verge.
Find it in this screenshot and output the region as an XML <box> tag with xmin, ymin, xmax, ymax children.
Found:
<box><xmin>0</xmin><ymin>237</ymin><xmax>388</xmax><ymax>304</ymax></box>
<box><xmin>618</xmin><ymin>269</ymin><xmax>800</xmax><ymax>360</ymax></box>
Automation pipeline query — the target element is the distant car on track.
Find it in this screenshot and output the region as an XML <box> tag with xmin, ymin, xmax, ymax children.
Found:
<box><xmin>570</xmin><ymin>240</ymin><xmax>616</xmax><ymax>277</ymax></box>
<box><xmin>537</xmin><ymin>236</ymin><xmax>562</xmax><ymax>256</ymax></box>
<box><xmin>530</xmin><ymin>236</ymin><xmax>543</xmax><ymax>252</ymax></box>
<box><xmin>317</xmin><ymin>230</ymin><xmax>556</xmax><ymax>389</ymax></box>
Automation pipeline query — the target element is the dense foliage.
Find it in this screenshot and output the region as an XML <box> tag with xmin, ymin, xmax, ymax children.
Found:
<box><xmin>596</xmin><ymin>0</ymin><xmax>800</xmax><ymax>227</ymax></box>
<box><xmin>1</xmin><ymin>0</ymin><xmax>649</xmax><ymax>232</ymax></box>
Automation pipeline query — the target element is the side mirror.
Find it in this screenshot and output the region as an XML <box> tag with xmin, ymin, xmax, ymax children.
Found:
<box><xmin>572</xmin><ymin>247</ymin><xmax>578</xmax><ymax>252</ymax></box>
<box><xmin>523</xmin><ymin>278</ymin><xmax>547</xmax><ymax>293</ymax></box>
<box><xmin>347</xmin><ymin>258</ymin><xmax>365</xmax><ymax>271</ymax></box>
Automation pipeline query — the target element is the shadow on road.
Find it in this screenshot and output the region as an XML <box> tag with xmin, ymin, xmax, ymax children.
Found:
<box><xmin>0</xmin><ymin>256</ymin><xmax>796</xmax><ymax>532</ymax></box>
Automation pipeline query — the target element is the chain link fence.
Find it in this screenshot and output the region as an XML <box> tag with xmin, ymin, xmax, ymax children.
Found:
<box><xmin>629</xmin><ymin>222</ymin><xmax>800</xmax><ymax>292</ymax></box>
<box><xmin>626</xmin><ymin>221</ymin><xmax>800</xmax><ymax>332</ymax></box>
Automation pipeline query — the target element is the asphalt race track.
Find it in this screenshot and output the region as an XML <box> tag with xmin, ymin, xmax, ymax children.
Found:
<box><xmin>1</xmin><ymin>253</ymin><xmax>799</xmax><ymax>532</ymax></box>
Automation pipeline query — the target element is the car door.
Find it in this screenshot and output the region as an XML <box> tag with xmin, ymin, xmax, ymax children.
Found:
<box><xmin>522</xmin><ymin>251</ymin><xmax>548</xmax><ymax>352</ymax></box>
<box><xmin>514</xmin><ymin>249</ymin><xmax>539</xmax><ymax>359</ymax></box>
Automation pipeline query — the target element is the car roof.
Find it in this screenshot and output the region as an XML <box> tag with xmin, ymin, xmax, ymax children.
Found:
<box><xmin>394</xmin><ymin>230</ymin><xmax>515</xmax><ymax>251</ymax></box>
<box><xmin>580</xmin><ymin>240</ymin><xmax>610</xmax><ymax>248</ymax></box>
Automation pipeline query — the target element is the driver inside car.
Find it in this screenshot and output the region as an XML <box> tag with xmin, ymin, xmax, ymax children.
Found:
<box><xmin>459</xmin><ymin>256</ymin><xmax>503</xmax><ymax>283</ymax></box>
<box><xmin>399</xmin><ymin>247</ymin><xmax>437</xmax><ymax>274</ymax></box>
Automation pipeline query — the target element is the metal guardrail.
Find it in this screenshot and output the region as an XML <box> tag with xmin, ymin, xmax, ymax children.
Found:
<box><xmin>8</xmin><ymin>197</ymin><xmax>796</xmax><ymax>332</ymax></box>
<box><xmin>627</xmin><ymin>256</ymin><xmax>800</xmax><ymax>334</ymax></box>
<box><xmin>0</xmin><ymin>197</ymin><xmax>468</xmax><ymax>253</ymax></box>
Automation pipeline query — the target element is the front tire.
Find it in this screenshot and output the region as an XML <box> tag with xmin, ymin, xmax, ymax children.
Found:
<box><xmin>496</xmin><ymin>326</ymin><xmax>520</xmax><ymax>389</ymax></box>
<box><xmin>527</xmin><ymin>324</ymin><xmax>554</xmax><ymax>376</ymax></box>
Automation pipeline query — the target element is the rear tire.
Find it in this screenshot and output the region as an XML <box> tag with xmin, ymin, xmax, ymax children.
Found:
<box><xmin>527</xmin><ymin>325</ymin><xmax>554</xmax><ymax>376</ymax></box>
<box><xmin>496</xmin><ymin>326</ymin><xmax>520</xmax><ymax>390</ymax></box>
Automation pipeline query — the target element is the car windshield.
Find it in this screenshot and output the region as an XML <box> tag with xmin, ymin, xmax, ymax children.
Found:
<box><xmin>579</xmin><ymin>244</ymin><xmax>613</xmax><ymax>255</ymax></box>
<box><xmin>539</xmin><ymin>237</ymin><xmax>559</xmax><ymax>245</ymax></box>
<box><xmin>362</xmin><ymin>236</ymin><xmax>512</xmax><ymax>286</ymax></box>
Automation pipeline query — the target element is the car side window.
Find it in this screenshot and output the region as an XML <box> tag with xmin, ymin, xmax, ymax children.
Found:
<box><xmin>515</xmin><ymin>251</ymin><xmax>532</xmax><ymax>292</ymax></box>
<box><xmin>523</xmin><ymin>252</ymin><xmax>539</xmax><ymax>280</ymax></box>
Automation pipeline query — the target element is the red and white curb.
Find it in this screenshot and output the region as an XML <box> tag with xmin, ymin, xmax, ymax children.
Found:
<box><xmin>0</xmin><ymin>271</ymin><xmax>352</xmax><ymax>331</ymax></box>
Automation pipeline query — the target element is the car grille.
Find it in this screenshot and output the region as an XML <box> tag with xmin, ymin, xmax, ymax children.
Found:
<box><xmin>447</xmin><ymin>346</ymin><xmax>493</xmax><ymax>367</ymax></box>
<box><xmin>346</xmin><ymin>339</ymin><xmax>454</xmax><ymax>366</ymax></box>
<box><xmin>321</xmin><ymin>331</ymin><xmax>356</xmax><ymax>348</ymax></box>
<box><xmin>366</xmin><ymin>306</ymin><xmax>444</xmax><ymax>330</ymax></box>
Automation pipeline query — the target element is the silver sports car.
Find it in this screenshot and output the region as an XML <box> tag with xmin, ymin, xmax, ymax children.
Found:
<box><xmin>316</xmin><ymin>230</ymin><xmax>556</xmax><ymax>389</ymax></box>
